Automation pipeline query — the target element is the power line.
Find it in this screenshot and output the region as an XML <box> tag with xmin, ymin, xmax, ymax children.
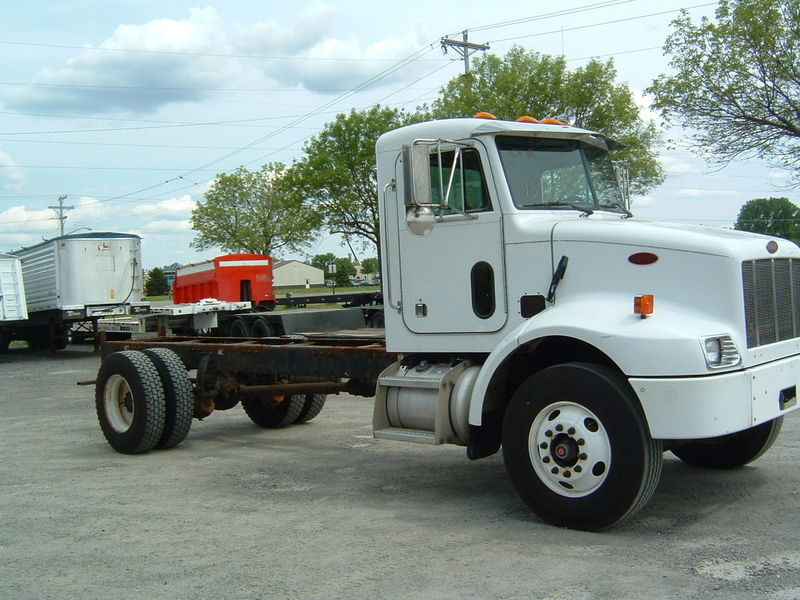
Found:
<box><xmin>487</xmin><ymin>3</ymin><xmax>717</xmax><ymax>44</ymax></box>
<box><xmin>0</xmin><ymin>40</ymin><xmax>443</xmax><ymax>62</ymax></box>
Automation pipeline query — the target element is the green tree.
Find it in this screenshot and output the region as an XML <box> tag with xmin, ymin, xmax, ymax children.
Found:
<box><xmin>734</xmin><ymin>197</ymin><xmax>800</xmax><ymax>243</ymax></box>
<box><xmin>285</xmin><ymin>106</ymin><xmax>419</xmax><ymax>254</ymax></box>
<box><xmin>360</xmin><ymin>257</ymin><xmax>379</xmax><ymax>276</ymax></box>
<box><xmin>145</xmin><ymin>267</ymin><xmax>170</xmax><ymax>296</ymax></box>
<box><xmin>647</xmin><ymin>0</ymin><xmax>800</xmax><ymax>183</ymax></box>
<box><xmin>190</xmin><ymin>163</ymin><xmax>320</xmax><ymax>257</ymax></box>
<box><xmin>429</xmin><ymin>47</ymin><xmax>664</xmax><ymax>195</ymax></box>
<box><xmin>310</xmin><ymin>253</ymin><xmax>356</xmax><ymax>286</ymax></box>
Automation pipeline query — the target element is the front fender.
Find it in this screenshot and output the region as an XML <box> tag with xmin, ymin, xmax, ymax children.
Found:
<box><xmin>467</xmin><ymin>297</ymin><xmax>737</xmax><ymax>426</ymax></box>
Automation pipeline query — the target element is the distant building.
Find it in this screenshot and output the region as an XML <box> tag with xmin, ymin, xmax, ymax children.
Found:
<box><xmin>273</xmin><ymin>260</ymin><xmax>324</xmax><ymax>289</ymax></box>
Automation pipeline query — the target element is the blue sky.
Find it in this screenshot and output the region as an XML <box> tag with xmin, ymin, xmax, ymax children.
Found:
<box><xmin>1</xmin><ymin>0</ymin><xmax>796</xmax><ymax>268</ymax></box>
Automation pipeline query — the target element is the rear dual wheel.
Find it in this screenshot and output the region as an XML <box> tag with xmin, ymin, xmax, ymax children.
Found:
<box><xmin>502</xmin><ymin>363</ymin><xmax>663</xmax><ymax>531</ymax></box>
<box><xmin>241</xmin><ymin>393</ymin><xmax>327</xmax><ymax>427</ymax></box>
<box><xmin>95</xmin><ymin>349</ymin><xmax>193</xmax><ymax>454</ymax></box>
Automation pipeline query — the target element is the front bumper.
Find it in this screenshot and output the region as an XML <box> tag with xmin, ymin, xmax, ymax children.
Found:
<box><xmin>631</xmin><ymin>354</ymin><xmax>800</xmax><ymax>439</ymax></box>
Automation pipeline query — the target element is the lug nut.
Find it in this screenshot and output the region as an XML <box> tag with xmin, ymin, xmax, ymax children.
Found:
<box><xmin>567</xmin><ymin>427</ymin><xmax>575</xmax><ymax>435</ymax></box>
<box><xmin>555</xmin><ymin>424</ymin><xmax>564</xmax><ymax>432</ymax></box>
<box><xmin>574</xmin><ymin>465</ymin><xmax>582</xmax><ymax>473</ymax></box>
<box><xmin>551</xmin><ymin>467</ymin><xmax>559</xmax><ymax>474</ymax></box>
<box><xmin>540</xmin><ymin>442</ymin><xmax>548</xmax><ymax>449</ymax></box>
<box><xmin>577</xmin><ymin>438</ymin><xmax>585</xmax><ymax>446</ymax></box>
<box><xmin>564</xmin><ymin>470</ymin><xmax>571</xmax><ymax>478</ymax></box>
<box><xmin>579</xmin><ymin>452</ymin><xmax>588</xmax><ymax>460</ymax></box>
<box><xmin>545</xmin><ymin>430</ymin><xmax>553</xmax><ymax>438</ymax></box>
<box><xmin>543</xmin><ymin>456</ymin><xmax>551</xmax><ymax>463</ymax></box>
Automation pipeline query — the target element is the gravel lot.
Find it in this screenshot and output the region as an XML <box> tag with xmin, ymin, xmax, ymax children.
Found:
<box><xmin>2</xmin><ymin>345</ymin><xmax>799</xmax><ymax>600</ymax></box>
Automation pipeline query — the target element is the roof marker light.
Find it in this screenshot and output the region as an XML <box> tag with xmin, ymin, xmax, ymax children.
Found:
<box><xmin>474</xmin><ymin>112</ymin><xmax>497</xmax><ymax>120</ymax></box>
<box><xmin>516</xmin><ymin>116</ymin><xmax>540</xmax><ymax>123</ymax></box>
<box><xmin>541</xmin><ymin>117</ymin><xmax>567</xmax><ymax>125</ymax></box>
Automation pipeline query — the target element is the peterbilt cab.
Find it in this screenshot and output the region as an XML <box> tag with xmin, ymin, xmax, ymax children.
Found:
<box><xmin>374</xmin><ymin>116</ymin><xmax>800</xmax><ymax>529</ymax></box>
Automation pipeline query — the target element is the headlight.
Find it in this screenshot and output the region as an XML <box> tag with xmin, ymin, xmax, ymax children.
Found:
<box><xmin>701</xmin><ymin>335</ymin><xmax>741</xmax><ymax>369</ymax></box>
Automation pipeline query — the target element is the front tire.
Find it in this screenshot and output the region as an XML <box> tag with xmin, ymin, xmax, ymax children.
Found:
<box><xmin>502</xmin><ymin>363</ymin><xmax>662</xmax><ymax>531</ymax></box>
<box><xmin>95</xmin><ymin>351</ymin><xmax>166</xmax><ymax>454</ymax></box>
<box><xmin>671</xmin><ymin>417</ymin><xmax>783</xmax><ymax>469</ymax></box>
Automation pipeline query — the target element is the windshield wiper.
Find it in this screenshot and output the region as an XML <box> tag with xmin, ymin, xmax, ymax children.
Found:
<box><xmin>542</xmin><ymin>202</ymin><xmax>594</xmax><ymax>217</ymax></box>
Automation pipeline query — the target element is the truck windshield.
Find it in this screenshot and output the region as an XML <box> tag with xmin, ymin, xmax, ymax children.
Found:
<box><xmin>496</xmin><ymin>135</ymin><xmax>624</xmax><ymax>212</ymax></box>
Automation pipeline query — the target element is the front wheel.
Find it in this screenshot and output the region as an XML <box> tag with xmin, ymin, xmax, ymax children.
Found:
<box><xmin>502</xmin><ymin>363</ymin><xmax>662</xmax><ymax>531</ymax></box>
<box><xmin>671</xmin><ymin>417</ymin><xmax>783</xmax><ymax>469</ymax></box>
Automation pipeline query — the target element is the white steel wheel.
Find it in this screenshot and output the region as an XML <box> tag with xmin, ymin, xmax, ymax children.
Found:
<box><xmin>104</xmin><ymin>373</ymin><xmax>136</xmax><ymax>433</ymax></box>
<box><xmin>502</xmin><ymin>362</ymin><xmax>662</xmax><ymax>531</ymax></box>
<box><xmin>529</xmin><ymin>401</ymin><xmax>612</xmax><ymax>497</ymax></box>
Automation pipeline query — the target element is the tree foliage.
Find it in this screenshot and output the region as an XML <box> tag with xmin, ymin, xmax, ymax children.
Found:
<box><xmin>145</xmin><ymin>267</ymin><xmax>170</xmax><ymax>296</ymax></box>
<box><xmin>429</xmin><ymin>46</ymin><xmax>664</xmax><ymax>195</ymax></box>
<box><xmin>647</xmin><ymin>0</ymin><xmax>800</xmax><ymax>183</ymax></box>
<box><xmin>190</xmin><ymin>163</ymin><xmax>320</xmax><ymax>257</ymax></box>
<box><xmin>360</xmin><ymin>257</ymin><xmax>379</xmax><ymax>275</ymax></box>
<box><xmin>734</xmin><ymin>197</ymin><xmax>800</xmax><ymax>243</ymax></box>
<box><xmin>285</xmin><ymin>106</ymin><xmax>419</xmax><ymax>254</ymax></box>
<box><xmin>310</xmin><ymin>253</ymin><xmax>355</xmax><ymax>285</ymax></box>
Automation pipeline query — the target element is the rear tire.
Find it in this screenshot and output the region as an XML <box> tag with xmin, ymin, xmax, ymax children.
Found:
<box><xmin>143</xmin><ymin>348</ymin><xmax>194</xmax><ymax>449</ymax></box>
<box><xmin>228</xmin><ymin>318</ymin><xmax>249</xmax><ymax>337</ymax></box>
<box><xmin>95</xmin><ymin>350</ymin><xmax>166</xmax><ymax>454</ymax></box>
<box><xmin>250</xmin><ymin>317</ymin><xmax>274</xmax><ymax>338</ymax></box>
<box><xmin>241</xmin><ymin>395</ymin><xmax>304</xmax><ymax>428</ymax></box>
<box><xmin>295</xmin><ymin>394</ymin><xmax>327</xmax><ymax>423</ymax></box>
<box><xmin>671</xmin><ymin>417</ymin><xmax>783</xmax><ymax>469</ymax></box>
<box><xmin>502</xmin><ymin>362</ymin><xmax>662</xmax><ymax>531</ymax></box>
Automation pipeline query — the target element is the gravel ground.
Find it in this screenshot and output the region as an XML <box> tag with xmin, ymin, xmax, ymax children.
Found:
<box><xmin>1</xmin><ymin>345</ymin><xmax>799</xmax><ymax>600</ymax></box>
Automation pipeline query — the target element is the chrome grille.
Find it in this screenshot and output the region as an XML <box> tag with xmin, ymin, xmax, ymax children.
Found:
<box><xmin>742</xmin><ymin>258</ymin><xmax>800</xmax><ymax>348</ymax></box>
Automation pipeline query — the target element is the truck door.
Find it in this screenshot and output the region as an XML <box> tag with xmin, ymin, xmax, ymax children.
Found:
<box><xmin>396</xmin><ymin>143</ymin><xmax>507</xmax><ymax>334</ymax></box>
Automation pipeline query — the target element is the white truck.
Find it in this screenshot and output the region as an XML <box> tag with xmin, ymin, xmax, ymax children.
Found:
<box><xmin>1</xmin><ymin>232</ymin><xmax>148</xmax><ymax>351</ymax></box>
<box><xmin>93</xmin><ymin>116</ymin><xmax>799</xmax><ymax>530</ymax></box>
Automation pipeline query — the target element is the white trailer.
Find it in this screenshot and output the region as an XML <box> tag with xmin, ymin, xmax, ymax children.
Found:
<box><xmin>1</xmin><ymin>232</ymin><xmax>148</xmax><ymax>351</ymax></box>
<box><xmin>93</xmin><ymin>116</ymin><xmax>800</xmax><ymax>530</ymax></box>
<box><xmin>0</xmin><ymin>253</ymin><xmax>27</xmax><ymax>322</ymax></box>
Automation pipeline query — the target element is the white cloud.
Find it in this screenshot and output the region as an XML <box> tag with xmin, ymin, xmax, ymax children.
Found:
<box><xmin>131</xmin><ymin>194</ymin><xmax>196</xmax><ymax>217</ymax></box>
<box><xmin>142</xmin><ymin>219</ymin><xmax>192</xmax><ymax>231</ymax></box>
<box><xmin>0</xmin><ymin>152</ymin><xmax>25</xmax><ymax>191</ymax></box>
<box><xmin>631</xmin><ymin>88</ymin><xmax>660</xmax><ymax>123</ymax></box>
<box><xmin>0</xmin><ymin>205</ymin><xmax>55</xmax><ymax>233</ymax></box>
<box><xmin>659</xmin><ymin>154</ymin><xmax>700</xmax><ymax>175</ymax></box>
<box><xmin>674</xmin><ymin>188</ymin><xmax>740</xmax><ymax>198</ymax></box>
<box><xmin>632</xmin><ymin>195</ymin><xmax>656</xmax><ymax>207</ymax></box>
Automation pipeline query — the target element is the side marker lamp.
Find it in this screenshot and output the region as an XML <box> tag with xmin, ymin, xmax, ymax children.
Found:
<box><xmin>634</xmin><ymin>295</ymin><xmax>654</xmax><ymax>318</ymax></box>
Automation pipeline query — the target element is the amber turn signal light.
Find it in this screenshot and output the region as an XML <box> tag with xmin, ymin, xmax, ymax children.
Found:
<box><xmin>634</xmin><ymin>295</ymin><xmax>654</xmax><ymax>317</ymax></box>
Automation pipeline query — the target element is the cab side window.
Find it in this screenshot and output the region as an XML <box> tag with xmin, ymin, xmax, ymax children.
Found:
<box><xmin>430</xmin><ymin>148</ymin><xmax>491</xmax><ymax>215</ymax></box>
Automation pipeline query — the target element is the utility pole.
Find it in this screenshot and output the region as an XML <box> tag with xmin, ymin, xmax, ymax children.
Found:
<box><xmin>440</xmin><ymin>30</ymin><xmax>490</xmax><ymax>75</ymax></box>
<box><xmin>49</xmin><ymin>195</ymin><xmax>73</xmax><ymax>237</ymax></box>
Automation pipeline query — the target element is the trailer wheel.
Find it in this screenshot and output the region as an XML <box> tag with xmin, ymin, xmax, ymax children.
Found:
<box><xmin>295</xmin><ymin>394</ymin><xmax>327</xmax><ymax>423</ymax></box>
<box><xmin>95</xmin><ymin>350</ymin><xmax>166</xmax><ymax>454</ymax></box>
<box><xmin>251</xmin><ymin>317</ymin><xmax>275</xmax><ymax>338</ymax></box>
<box><xmin>143</xmin><ymin>348</ymin><xmax>194</xmax><ymax>449</ymax></box>
<box><xmin>241</xmin><ymin>395</ymin><xmax>304</xmax><ymax>428</ymax></box>
<box><xmin>368</xmin><ymin>310</ymin><xmax>385</xmax><ymax>328</ymax></box>
<box><xmin>228</xmin><ymin>318</ymin><xmax>250</xmax><ymax>337</ymax></box>
<box><xmin>502</xmin><ymin>362</ymin><xmax>663</xmax><ymax>531</ymax></box>
<box><xmin>671</xmin><ymin>417</ymin><xmax>783</xmax><ymax>469</ymax></box>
